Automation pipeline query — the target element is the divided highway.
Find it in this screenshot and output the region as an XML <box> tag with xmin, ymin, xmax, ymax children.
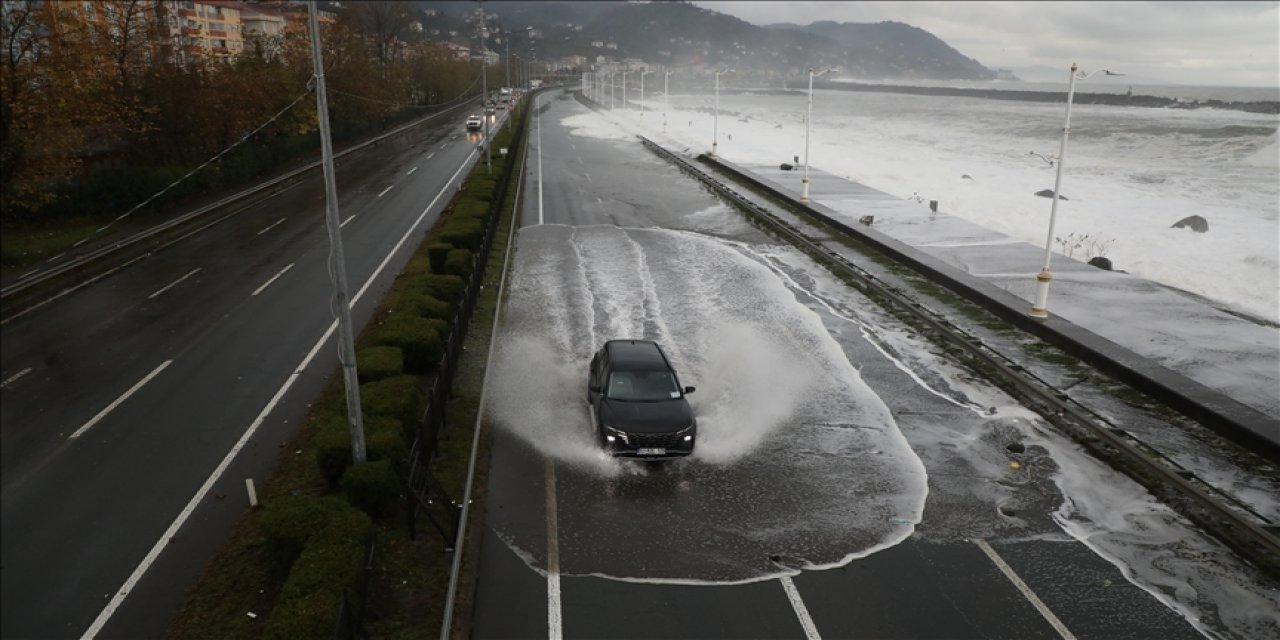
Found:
<box><xmin>0</xmin><ymin>109</ymin><xmax>502</xmax><ymax>639</ymax></box>
<box><xmin>467</xmin><ymin>90</ymin><xmax>1273</xmax><ymax>638</ymax></box>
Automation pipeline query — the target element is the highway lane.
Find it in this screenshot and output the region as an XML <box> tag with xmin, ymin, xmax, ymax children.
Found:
<box><xmin>471</xmin><ymin>91</ymin><xmax>1208</xmax><ymax>638</ymax></box>
<box><xmin>0</xmin><ymin>107</ymin><xmax>506</xmax><ymax>638</ymax></box>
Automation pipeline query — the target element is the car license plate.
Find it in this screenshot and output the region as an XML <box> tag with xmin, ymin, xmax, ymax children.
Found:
<box><xmin>637</xmin><ymin>447</ymin><xmax>666</xmax><ymax>456</ymax></box>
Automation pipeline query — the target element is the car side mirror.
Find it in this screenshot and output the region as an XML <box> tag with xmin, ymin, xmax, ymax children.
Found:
<box><xmin>589</xmin><ymin>385</ymin><xmax>602</xmax><ymax>393</ymax></box>
<box><xmin>683</xmin><ymin>386</ymin><xmax>696</xmax><ymax>394</ymax></box>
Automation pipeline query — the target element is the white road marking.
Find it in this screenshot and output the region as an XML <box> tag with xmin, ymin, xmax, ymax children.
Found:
<box><xmin>441</xmin><ymin>143</ymin><xmax>449</xmax><ymax>149</ymax></box>
<box><xmin>340</xmin><ymin>215</ymin><xmax>356</xmax><ymax>228</ymax></box>
<box><xmin>3</xmin><ymin>253</ymin><xmax>152</xmax><ymax>327</ymax></box>
<box><xmin>584</xmin><ymin>172</ymin><xmax>592</xmax><ymax>183</ymax></box>
<box><xmin>147</xmin><ymin>268</ymin><xmax>201</xmax><ymax>300</ymax></box>
<box><xmin>577</xmin><ymin>155</ymin><xmax>583</xmax><ymax>164</ymax></box>
<box><xmin>1</xmin><ymin>367</ymin><xmax>33</xmax><ymax>388</ymax></box>
<box><xmin>406</xmin><ymin>166</ymin><xmax>418</xmax><ymax>176</ymax></box>
<box><xmin>18</xmin><ymin>268</ymin><xmax>39</xmax><ymax>281</ymax></box>
<box><xmin>251</xmin><ymin>263</ymin><xmax>294</xmax><ymax>296</ymax></box>
<box><xmin>73</xmin><ymin>238</ymin><xmax>91</xmax><ymax>248</ymax></box>
<box><xmin>974</xmin><ymin>539</ymin><xmax>1076</xmax><ymax>640</ymax></box>
<box><xmin>596</xmin><ymin>197</ymin><xmax>603</xmax><ymax>204</ymax></box>
<box><xmin>81</xmin><ymin>146</ymin><xmax>482</xmax><ymax>640</ymax></box>
<box><xmin>69</xmin><ymin>360</ymin><xmax>172</xmax><ymax>440</ymax></box>
<box><xmin>546</xmin><ymin>461</ymin><xmax>562</xmax><ymax>639</ymax></box>
<box><xmin>377</xmin><ymin>185</ymin><xmax>394</xmax><ymax>198</ymax></box>
<box><xmin>256</xmin><ymin>217</ymin><xmax>286</xmax><ymax>235</ymax></box>
<box><xmin>780</xmin><ymin>576</ymin><xmax>822</xmax><ymax>640</ymax></box>
<box><xmin>427</xmin><ymin>152</ymin><xmax>435</xmax><ymax>160</ymax></box>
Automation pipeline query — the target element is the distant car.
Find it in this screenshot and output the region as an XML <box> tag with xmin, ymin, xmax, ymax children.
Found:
<box><xmin>484</xmin><ymin>106</ymin><xmax>495</xmax><ymax>116</ymax></box>
<box><xmin>465</xmin><ymin>115</ymin><xmax>482</xmax><ymax>131</ymax></box>
<box><xmin>587</xmin><ymin>340</ymin><xmax>696</xmax><ymax>459</ymax></box>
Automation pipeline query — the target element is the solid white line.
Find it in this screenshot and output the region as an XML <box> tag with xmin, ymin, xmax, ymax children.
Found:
<box><xmin>340</xmin><ymin>215</ymin><xmax>356</xmax><ymax>228</ymax></box>
<box><xmin>546</xmin><ymin>461</ymin><xmax>563</xmax><ymax>639</ymax></box>
<box><xmin>377</xmin><ymin>185</ymin><xmax>394</xmax><ymax>198</ymax></box>
<box><xmin>2</xmin><ymin>253</ymin><xmax>152</xmax><ymax>327</ymax></box>
<box><xmin>69</xmin><ymin>360</ymin><xmax>172</xmax><ymax>440</ymax></box>
<box><xmin>537</xmin><ymin>94</ymin><xmax>544</xmax><ymax>226</ymax></box>
<box><xmin>1</xmin><ymin>367</ymin><xmax>33</xmax><ymax>388</ymax></box>
<box><xmin>81</xmin><ymin>146</ymin><xmax>481</xmax><ymax>640</ymax></box>
<box><xmin>255</xmin><ymin>217</ymin><xmax>286</xmax><ymax>235</ymax></box>
<box><xmin>251</xmin><ymin>263</ymin><xmax>294</xmax><ymax>296</ymax></box>
<box><xmin>780</xmin><ymin>577</ymin><xmax>822</xmax><ymax>640</ymax></box>
<box><xmin>974</xmin><ymin>539</ymin><xmax>1076</xmax><ymax>640</ymax></box>
<box><xmin>406</xmin><ymin>166</ymin><xmax>418</xmax><ymax>176</ymax></box>
<box><xmin>147</xmin><ymin>268</ymin><xmax>201</xmax><ymax>300</ymax></box>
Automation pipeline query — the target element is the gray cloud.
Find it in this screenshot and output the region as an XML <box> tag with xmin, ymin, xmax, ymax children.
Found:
<box><xmin>693</xmin><ymin>1</ymin><xmax>1279</xmax><ymax>86</ymax></box>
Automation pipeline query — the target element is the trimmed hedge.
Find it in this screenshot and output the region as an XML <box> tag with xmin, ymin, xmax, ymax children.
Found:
<box><xmin>315</xmin><ymin>416</ymin><xmax>408</xmax><ymax>486</ymax></box>
<box><xmin>340</xmin><ymin>458</ymin><xmax>401</xmax><ymax>518</ymax></box>
<box><xmin>439</xmin><ymin>216</ymin><xmax>484</xmax><ymax>251</ymax></box>
<box><xmin>444</xmin><ymin>248</ymin><xmax>473</xmax><ymax>277</ymax></box>
<box><xmin>258</xmin><ymin>495</ymin><xmax>346</xmax><ymax>569</ymax></box>
<box><xmin>400</xmin><ymin>290</ymin><xmax>453</xmax><ymax>321</ymax></box>
<box><xmin>452</xmin><ymin>198</ymin><xmax>489</xmax><ymax>219</ymax></box>
<box><xmin>356</xmin><ymin>345</ymin><xmax>403</xmax><ymax>383</ymax></box>
<box><xmin>264</xmin><ymin>506</ymin><xmax>373</xmax><ymax>640</ymax></box>
<box><xmin>417</xmin><ymin>273</ymin><xmax>465</xmax><ymax>304</ymax></box>
<box><xmin>372</xmin><ymin>314</ymin><xmax>446</xmax><ymax>372</ymax></box>
<box><xmin>359</xmin><ymin>375</ymin><xmax>425</xmax><ymax>428</ymax></box>
<box><xmin>427</xmin><ymin>242</ymin><xmax>452</xmax><ymax>273</ymax></box>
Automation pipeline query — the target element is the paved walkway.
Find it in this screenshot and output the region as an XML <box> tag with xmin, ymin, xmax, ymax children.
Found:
<box><xmin>731</xmin><ymin>161</ymin><xmax>1279</xmax><ymax>445</ymax></box>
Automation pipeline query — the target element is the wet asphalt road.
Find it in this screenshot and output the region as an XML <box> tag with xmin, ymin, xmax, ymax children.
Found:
<box><xmin>471</xmin><ymin>91</ymin><xmax>1204</xmax><ymax>638</ymax></box>
<box><xmin>0</xmin><ymin>109</ymin><xmax>504</xmax><ymax>639</ymax></box>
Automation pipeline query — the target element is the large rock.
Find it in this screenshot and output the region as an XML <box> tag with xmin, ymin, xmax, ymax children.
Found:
<box><xmin>1034</xmin><ymin>189</ymin><xmax>1068</xmax><ymax>200</ymax></box>
<box><xmin>1171</xmin><ymin>215</ymin><xmax>1209</xmax><ymax>233</ymax></box>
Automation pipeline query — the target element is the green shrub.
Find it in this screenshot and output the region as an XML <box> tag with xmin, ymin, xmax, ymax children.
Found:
<box><xmin>265</xmin><ymin>507</ymin><xmax>373</xmax><ymax>640</ymax></box>
<box><xmin>356</xmin><ymin>345</ymin><xmax>403</xmax><ymax>383</ymax></box>
<box><xmin>418</xmin><ymin>273</ymin><xmax>465</xmax><ymax>304</ymax></box>
<box><xmin>373</xmin><ymin>315</ymin><xmax>445</xmax><ymax>372</ymax></box>
<box><xmin>452</xmin><ymin>198</ymin><xmax>489</xmax><ymax>219</ymax></box>
<box><xmin>427</xmin><ymin>242</ymin><xmax>452</xmax><ymax>274</ymax></box>
<box><xmin>315</xmin><ymin>416</ymin><xmax>405</xmax><ymax>486</ymax></box>
<box><xmin>439</xmin><ymin>216</ymin><xmax>483</xmax><ymax>251</ymax></box>
<box><xmin>400</xmin><ymin>290</ymin><xmax>453</xmax><ymax>321</ymax></box>
<box><xmin>367</xmin><ymin>416</ymin><xmax>409</xmax><ymax>462</ymax></box>
<box><xmin>340</xmin><ymin>458</ymin><xmax>401</xmax><ymax>518</ymax></box>
<box><xmin>258</xmin><ymin>495</ymin><xmax>344</xmax><ymax>569</ymax></box>
<box><xmin>262</xmin><ymin>590</ymin><xmax>344</xmax><ymax>640</ymax></box>
<box><xmin>360</xmin><ymin>375</ymin><xmax>425</xmax><ymax>427</ymax></box>
<box><xmin>445</xmin><ymin>248</ymin><xmax>474</xmax><ymax>277</ymax></box>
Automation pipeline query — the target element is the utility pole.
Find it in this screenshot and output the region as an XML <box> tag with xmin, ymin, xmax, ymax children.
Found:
<box><xmin>307</xmin><ymin>0</ymin><xmax>365</xmax><ymax>464</ymax></box>
<box><xmin>476</xmin><ymin>1</ymin><xmax>491</xmax><ymax>174</ymax></box>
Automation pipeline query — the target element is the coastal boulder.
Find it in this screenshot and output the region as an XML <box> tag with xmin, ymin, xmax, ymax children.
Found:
<box><xmin>1087</xmin><ymin>256</ymin><xmax>1113</xmax><ymax>271</ymax></box>
<box><xmin>1034</xmin><ymin>189</ymin><xmax>1068</xmax><ymax>200</ymax></box>
<box><xmin>1171</xmin><ymin>215</ymin><xmax>1209</xmax><ymax>233</ymax></box>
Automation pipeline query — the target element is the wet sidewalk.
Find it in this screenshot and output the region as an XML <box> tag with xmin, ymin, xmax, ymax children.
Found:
<box><xmin>718</xmin><ymin>160</ymin><xmax>1279</xmax><ymax>447</ymax></box>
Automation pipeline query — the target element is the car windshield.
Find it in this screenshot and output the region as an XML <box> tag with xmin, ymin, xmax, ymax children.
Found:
<box><xmin>606</xmin><ymin>370</ymin><xmax>681</xmax><ymax>401</ymax></box>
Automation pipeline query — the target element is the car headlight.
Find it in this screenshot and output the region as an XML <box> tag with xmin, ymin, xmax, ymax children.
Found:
<box><xmin>677</xmin><ymin>424</ymin><xmax>696</xmax><ymax>442</ymax></box>
<box><xmin>603</xmin><ymin>425</ymin><xmax>629</xmax><ymax>444</ymax></box>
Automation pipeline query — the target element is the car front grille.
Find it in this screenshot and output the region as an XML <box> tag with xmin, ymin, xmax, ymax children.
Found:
<box><xmin>627</xmin><ymin>431</ymin><xmax>683</xmax><ymax>448</ymax></box>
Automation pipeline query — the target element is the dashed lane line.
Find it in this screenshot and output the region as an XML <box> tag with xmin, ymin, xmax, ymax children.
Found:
<box><xmin>780</xmin><ymin>577</ymin><xmax>822</xmax><ymax>640</ymax></box>
<box><xmin>256</xmin><ymin>217</ymin><xmax>286</xmax><ymax>235</ymax></box>
<box><xmin>69</xmin><ymin>360</ymin><xmax>172</xmax><ymax>440</ymax></box>
<box><xmin>406</xmin><ymin>166</ymin><xmax>418</xmax><ymax>175</ymax></box>
<box><xmin>546</xmin><ymin>461</ymin><xmax>563</xmax><ymax>639</ymax></box>
<box><xmin>251</xmin><ymin>263</ymin><xmax>294</xmax><ymax>297</ymax></box>
<box><xmin>147</xmin><ymin>268</ymin><xmax>201</xmax><ymax>300</ymax></box>
<box><xmin>340</xmin><ymin>215</ymin><xmax>356</xmax><ymax>228</ymax></box>
<box><xmin>1</xmin><ymin>367</ymin><xmax>33</xmax><ymax>388</ymax></box>
<box><xmin>975</xmin><ymin>539</ymin><xmax>1076</xmax><ymax>640</ymax></box>
<box><xmin>377</xmin><ymin>185</ymin><xmax>394</xmax><ymax>198</ymax></box>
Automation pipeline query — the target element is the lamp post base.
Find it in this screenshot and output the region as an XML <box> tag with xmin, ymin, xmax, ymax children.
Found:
<box><xmin>710</xmin><ymin>141</ymin><xmax>718</xmax><ymax>157</ymax></box>
<box><xmin>1029</xmin><ymin>271</ymin><xmax>1053</xmax><ymax>318</ymax></box>
<box><xmin>800</xmin><ymin>176</ymin><xmax>811</xmax><ymax>203</ymax></box>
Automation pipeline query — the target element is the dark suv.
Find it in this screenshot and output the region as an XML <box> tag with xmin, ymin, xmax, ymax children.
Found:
<box><xmin>587</xmin><ymin>340</ymin><xmax>697</xmax><ymax>459</ymax></box>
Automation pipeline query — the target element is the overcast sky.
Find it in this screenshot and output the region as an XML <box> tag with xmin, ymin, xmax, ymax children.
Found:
<box><xmin>690</xmin><ymin>1</ymin><xmax>1279</xmax><ymax>87</ymax></box>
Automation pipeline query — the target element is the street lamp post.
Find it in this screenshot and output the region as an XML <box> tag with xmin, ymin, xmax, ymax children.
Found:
<box><xmin>622</xmin><ymin>70</ymin><xmax>628</xmax><ymax>110</ymax></box>
<box><xmin>1029</xmin><ymin>62</ymin><xmax>1123</xmax><ymax>319</ymax></box>
<box><xmin>801</xmin><ymin>67</ymin><xmax>832</xmax><ymax>204</ymax></box>
<box><xmin>640</xmin><ymin>69</ymin><xmax>650</xmax><ymax>118</ymax></box>
<box><xmin>610</xmin><ymin>72</ymin><xmax>616</xmax><ymax>109</ymax></box>
<box><xmin>711</xmin><ymin>68</ymin><xmax>732</xmax><ymax>156</ymax></box>
<box><xmin>663</xmin><ymin>70</ymin><xmax>671</xmax><ymax>131</ymax></box>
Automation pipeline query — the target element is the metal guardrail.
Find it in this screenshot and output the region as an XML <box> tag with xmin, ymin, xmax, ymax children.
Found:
<box><xmin>638</xmin><ymin>135</ymin><xmax>1280</xmax><ymax>576</ymax></box>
